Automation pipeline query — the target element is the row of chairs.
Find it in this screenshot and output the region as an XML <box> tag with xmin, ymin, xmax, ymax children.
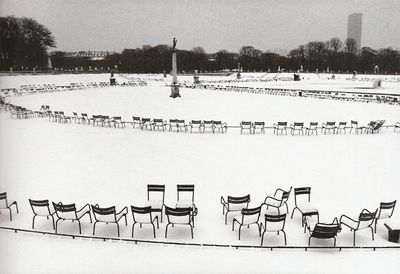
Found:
<box><xmin>221</xmin><ymin>188</ymin><xmax>397</xmax><ymax>246</ymax></box>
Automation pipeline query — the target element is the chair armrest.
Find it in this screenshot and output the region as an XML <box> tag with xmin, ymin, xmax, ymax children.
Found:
<box><xmin>361</xmin><ymin>208</ymin><xmax>372</xmax><ymax>214</ymax></box>
<box><xmin>273</xmin><ymin>188</ymin><xmax>284</xmax><ymax>197</ymax></box>
<box><xmin>339</xmin><ymin>214</ymin><xmax>357</xmax><ymax>224</ymax></box>
<box><xmin>117</xmin><ymin>206</ymin><xmax>128</xmax><ymax>216</ymax></box>
<box><xmin>264</xmin><ymin>196</ymin><xmax>281</xmax><ymax>204</ymax></box>
<box><xmin>220</xmin><ymin>196</ymin><xmax>227</xmax><ymax>207</ymax></box>
<box><xmin>77</xmin><ymin>203</ymin><xmax>91</xmax><ymax>214</ymax></box>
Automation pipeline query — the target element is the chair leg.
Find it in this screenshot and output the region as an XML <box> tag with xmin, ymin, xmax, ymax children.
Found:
<box><xmin>190</xmin><ymin>224</ymin><xmax>194</xmax><ymax>239</ymax></box>
<box><xmin>152</xmin><ymin>223</ymin><xmax>156</xmax><ymax>238</ymax></box>
<box><xmin>55</xmin><ymin>219</ymin><xmax>61</xmax><ymax>233</ymax></box>
<box><xmin>261</xmin><ymin>231</ymin><xmax>265</xmax><ymax>246</ymax></box>
<box><xmin>238</xmin><ymin>225</ymin><xmax>242</xmax><ymax>240</ymax></box>
<box><xmin>291</xmin><ymin>208</ymin><xmax>296</xmax><ymax>219</ymax></box>
<box><xmin>93</xmin><ymin>221</ymin><xmax>97</xmax><ymax>235</ymax></box>
<box><xmin>225</xmin><ymin>212</ymin><xmax>228</xmax><ymax>225</ymax></box>
<box><xmin>282</xmin><ymin>230</ymin><xmax>287</xmax><ymax>245</ymax></box>
<box><xmin>165</xmin><ymin>223</ymin><xmax>170</xmax><ymax>238</ymax></box>
<box><xmin>116</xmin><ymin>223</ymin><xmax>120</xmax><ymax>237</ymax></box>
<box><xmin>370</xmin><ymin>226</ymin><xmax>374</xmax><ymax>241</ymax></box>
<box><xmin>9</xmin><ymin>208</ymin><xmax>12</xmax><ymax>221</ymax></box>
<box><xmin>32</xmin><ymin>215</ymin><xmax>36</xmax><ymax>229</ymax></box>
<box><xmin>374</xmin><ymin>219</ymin><xmax>378</xmax><ymax>233</ymax></box>
<box><xmin>132</xmin><ymin>223</ymin><xmax>136</xmax><ymax>238</ymax></box>
<box><xmin>78</xmin><ymin>220</ymin><xmax>82</xmax><ymax>234</ymax></box>
<box><xmin>353</xmin><ymin>230</ymin><xmax>356</xmax><ymax>247</ymax></box>
<box><xmin>51</xmin><ymin>215</ymin><xmax>55</xmax><ymax>229</ymax></box>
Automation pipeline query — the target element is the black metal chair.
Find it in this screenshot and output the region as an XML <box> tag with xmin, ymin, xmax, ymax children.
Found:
<box><xmin>153</xmin><ymin>118</ymin><xmax>167</xmax><ymax>131</ymax></box>
<box><xmin>110</xmin><ymin>116</ymin><xmax>125</xmax><ymax>128</ymax></box>
<box><xmin>0</xmin><ymin>192</ymin><xmax>19</xmax><ymax>221</ymax></box>
<box><xmin>253</xmin><ymin>121</ymin><xmax>265</xmax><ymax>134</ymax></box>
<box><xmin>164</xmin><ymin>206</ymin><xmax>194</xmax><ymax>239</ymax></box>
<box><xmin>221</xmin><ymin>194</ymin><xmax>250</xmax><ymax>225</ymax></box>
<box><xmin>52</xmin><ymin>202</ymin><xmax>92</xmax><ymax>234</ymax></box>
<box><xmin>322</xmin><ymin>122</ymin><xmax>336</xmax><ymax>134</ymax></box>
<box><xmin>232</xmin><ymin>206</ymin><xmax>262</xmax><ymax>240</ymax></box>
<box><xmin>308</xmin><ymin>217</ymin><xmax>341</xmax><ymax>246</ymax></box>
<box><xmin>273</xmin><ymin>122</ymin><xmax>288</xmax><ymax>135</ymax></box>
<box><xmin>189</xmin><ymin>120</ymin><xmax>203</xmax><ymax>133</ymax></box>
<box><xmin>263</xmin><ymin>187</ymin><xmax>292</xmax><ymax>215</ymax></box>
<box><xmin>375</xmin><ymin>200</ymin><xmax>396</xmax><ymax>233</ymax></box>
<box><xmin>146</xmin><ymin>184</ymin><xmax>165</xmax><ymax>222</ymax></box>
<box><xmin>260</xmin><ymin>214</ymin><xmax>287</xmax><ymax>246</ymax></box>
<box><xmin>336</xmin><ymin>122</ymin><xmax>347</xmax><ymax>134</ymax></box>
<box><xmin>350</xmin><ymin>120</ymin><xmax>361</xmax><ymax>134</ymax></box>
<box><xmin>240</xmin><ymin>121</ymin><xmax>252</xmax><ymax>135</ymax></box>
<box><xmin>213</xmin><ymin>120</ymin><xmax>227</xmax><ymax>133</ymax></box>
<box><xmin>141</xmin><ymin>118</ymin><xmax>153</xmax><ymax>130</ymax></box>
<box><xmin>291</xmin><ymin>187</ymin><xmax>319</xmax><ymax>230</ymax></box>
<box><xmin>29</xmin><ymin>199</ymin><xmax>55</xmax><ymax>229</ymax></box>
<box><xmin>305</xmin><ymin>122</ymin><xmax>318</xmax><ymax>135</ymax></box>
<box><xmin>91</xmin><ymin>204</ymin><xmax>128</xmax><ymax>237</ymax></box>
<box><xmin>290</xmin><ymin>122</ymin><xmax>304</xmax><ymax>135</ymax></box>
<box><xmin>394</xmin><ymin>122</ymin><xmax>400</xmax><ymax>132</ymax></box>
<box><xmin>176</xmin><ymin>184</ymin><xmax>198</xmax><ymax>225</ymax></box>
<box><xmin>340</xmin><ymin>209</ymin><xmax>377</xmax><ymax>246</ymax></box>
<box><xmin>202</xmin><ymin>120</ymin><xmax>214</xmax><ymax>133</ymax></box>
<box><xmin>132</xmin><ymin>116</ymin><xmax>141</xmax><ymax>128</ymax></box>
<box><xmin>131</xmin><ymin>205</ymin><xmax>159</xmax><ymax>238</ymax></box>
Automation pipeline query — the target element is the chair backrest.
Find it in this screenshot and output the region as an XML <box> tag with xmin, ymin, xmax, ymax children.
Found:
<box><xmin>372</xmin><ymin>120</ymin><xmax>385</xmax><ymax>130</ymax></box>
<box><xmin>351</xmin><ymin>120</ymin><xmax>358</xmax><ymax>127</ymax></box>
<box><xmin>309</xmin><ymin>122</ymin><xmax>318</xmax><ymax>129</ymax></box>
<box><xmin>0</xmin><ymin>192</ymin><xmax>8</xmax><ymax>208</ymax></box>
<box><xmin>29</xmin><ymin>199</ymin><xmax>50</xmax><ymax>214</ymax></box>
<box><xmin>326</xmin><ymin>121</ymin><xmax>336</xmax><ymax>127</ymax></box>
<box><xmin>147</xmin><ymin>184</ymin><xmax>165</xmax><ymax>202</ymax></box>
<box><xmin>52</xmin><ymin>202</ymin><xmax>78</xmax><ymax>219</ymax></box>
<box><xmin>177</xmin><ymin>184</ymin><xmax>195</xmax><ymax>203</ymax></box>
<box><xmin>311</xmin><ymin>222</ymin><xmax>341</xmax><ymax>239</ymax></box>
<box><xmin>281</xmin><ymin>187</ymin><xmax>292</xmax><ymax>205</ymax></box>
<box><xmin>213</xmin><ymin>120</ymin><xmax>222</xmax><ymax>126</ymax></box>
<box><xmin>176</xmin><ymin>119</ymin><xmax>185</xmax><ymax>125</ymax></box>
<box><xmin>131</xmin><ymin>205</ymin><xmax>153</xmax><ymax>223</ymax></box>
<box><xmin>154</xmin><ymin>118</ymin><xmax>163</xmax><ymax>123</ymax></box>
<box><xmin>133</xmin><ymin>116</ymin><xmax>141</xmax><ymax>122</ymax></box>
<box><xmin>165</xmin><ymin>206</ymin><xmax>192</xmax><ymax>223</ymax></box>
<box><xmin>264</xmin><ymin>214</ymin><xmax>286</xmax><ymax>231</ymax></box>
<box><xmin>338</xmin><ymin>122</ymin><xmax>347</xmax><ymax>127</ymax></box>
<box><xmin>113</xmin><ymin>116</ymin><xmax>122</xmax><ymax>121</ymax></box>
<box><xmin>358</xmin><ymin>210</ymin><xmax>376</xmax><ymax>229</ymax></box>
<box><xmin>169</xmin><ymin>119</ymin><xmax>178</xmax><ymax>124</ymax></box>
<box><xmin>254</xmin><ymin>121</ymin><xmax>265</xmax><ymax>127</ymax></box>
<box><xmin>91</xmin><ymin>205</ymin><xmax>116</xmax><ymax>222</ymax></box>
<box><xmin>191</xmin><ymin>120</ymin><xmax>202</xmax><ymax>125</ymax></box>
<box><xmin>293</xmin><ymin>122</ymin><xmax>304</xmax><ymax>127</ymax></box>
<box><xmin>377</xmin><ymin>200</ymin><xmax>396</xmax><ymax>219</ymax></box>
<box><xmin>294</xmin><ymin>187</ymin><xmax>311</xmax><ymax>206</ymax></box>
<box><xmin>241</xmin><ymin>121</ymin><xmax>252</xmax><ymax>127</ymax></box>
<box><xmin>142</xmin><ymin>118</ymin><xmax>151</xmax><ymax>123</ymax></box>
<box><xmin>203</xmin><ymin>120</ymin><xmax>213</xmax><ymax>126</ymax></box>
<box><xmin>227</xmin><ymin>194</ymin><xmax>250</xmax><ymax>205</ymax></box>
<box><xmin>277</xmin><ymin>122</ymin><xmax>287</xmax><ymax>127</ymax></box>
<box><xmin>240</xmin><ymin>206</ymin><xmax>261</xmax><ymax>224</ymax></box>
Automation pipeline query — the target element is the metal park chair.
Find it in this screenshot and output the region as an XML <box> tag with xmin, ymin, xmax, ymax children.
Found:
<box><xmin>260</xmin><ymin>214</ymin><xmax>287</xmax><ymax>246</ymax></box>
<box><xmin>52</xmin><ymin>202</ymin><xmax>92</xmax><ymax>234</ymax></box>
<box><xmin>91</xmin><ymin>204</ymin><xmax>128</xmax><ymax>237</ymax></box>
<box><xmin>146</xmin><ymin>184</ymin><xmax>165</xmax><ymax>222</ymax></box>
<box><xmin>110</xmin><ymin>116</ymin><xmax>125</xmax><ymax>128</ymax></box>
<box><xmin>263</xmin><ymin>187</ymin><xmax>292</xmax><ymax>215</ymax></box>
<box><xmin>90</xmin><ymin>115</ymin><xmax>103</xmax><ymax>126</ymax></box>
<box><xmin>336</xmin><ymin>122</ymin><xmax>347</xmax><ymax>134</ymax></box>
<box><xmin>131</xmin><ymin>205</ymin><xmax>159</xmax><ymax>238</ymax></box>
<box><xmin>80</xmin><ymin>113</ymin><xmax>89</xmax><ymax>124</ymax></box>
<box><xmin>232</xmin><ymin>206</ymin><xmax>262</xmax><ymax>240</ymax></box>
<box><xmin>290</xmin><ymin>122</ymin><xmax>304</xmax><ymax>135</ymax></box>
<box><xmin>132</xmin><ymin>116</ymin><xmax>142</xmax><ymax>128</ymax></box>
<box><xmin>189</xmin><ymin>120</ymin><xmax>203</xmax><ymax>133</ymax></box>
<box><xmin>164</xmin><ymin>206</ymin><xmax>194</xmax><ymax>239</ymax></box>
<box><xmin>308</xmin><ymin>218</ymin><xmax>341</xmax><ymax>246</ymax></box>
<box><xmin>169</xmin><ymin>119</ymin><xmax>187</xmax><ymax>132</ymax></box>
<box><xmin>305</xmin><ymin>122</ymin><xmax>318</xmax><ymax>135</ymax></box>
<box><xmin>29</xmin><ymin>199</ymin><xmax>55</xmax><ymax>229</ymax></box>
<box><xmin>374</xmin><ymin>200</ymin><xmax>396</xmax><ymax>233</ymax></box>
<box><xmin>273</xmin><ymin>122</ymin><xmax>288</xmax><ymax>135</ymax></box>
<box><xmin>340</xmin><ymin>209</ymin><xmax>377</xmax><ymax>246</ymax></box>
<box><xmin>101</xmin><ymin>115</ymin><xmax>111</xmax><ymax>127</ymax></box>
<box><xmin>153</xmin><ymin>118</ymin><xmax>167</xmax><ymax>131</ymax></box>
<box><xmin>240</xmin><ymin>121</ymin><xmax>253</xmax><ymax>135</ymax></box>
<box><xmin>365</xmin><ymin>120</ymin><xmax>385</xmax><ymax>134</ymax></box>
<box><xmin>176</xmin><ymin>185</ymin><xmax>198</xmax><ymax>221</ymax></box>
<box><xmin>322</xmin><ymin>122</ymin><xmax>336</xmax><ymax>134</ymax></box>
<box><xmin>141</xmin><ymin>118</ymin><xmax>153</xmax><ymax>130</ymax></box>
<box><xmin>349</xmin><ymin>120</ymin><xmax>362</xmax><ymax>134</ymax></box>
<box><xmin>202</xmin><ymin>120</ymin><xmax>214</xmax><ymax>133</ymax></box>
<box><xmin>169</xmin><ymin>119</ymin><xmax>178</xmax><ymax>132</ymax></box>
<box><xmin>394</xmin><ymin>122</ymin><xmax>400</xmax><ymax>132</ymax></box>
<box><xmin>253</xmin><ymin>121</ymin><xmax>266</xmax><ymax>134</ymax></box>
<box><xmin>221</xmin><ymin>194</ymin><xmax>251</xmax><ymax>225</ymax></box>
<box><xmin>291</xmin><ymin>187</ymin><xmax>319</xmax><ymax>230</ymax></box>
<box><xmin>213</xmin><ymin>120</ymin><xmax>227</xmax><ymax>133</ymax></box>
<box><xmin>0</xmin><ymin>192</ymin><xmax>19</xmax><ymax>221</ymax></box>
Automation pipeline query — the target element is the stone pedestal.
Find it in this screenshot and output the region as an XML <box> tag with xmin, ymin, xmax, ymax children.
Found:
<box><xmin>170</xmin><ymin>83</ymin><xmax>181</xmax><ymax>98</ymax></box>
<box><xmin>170</xmin><ymin>49</ymin><xmax>180</xmax><ymax>98</ymax></box>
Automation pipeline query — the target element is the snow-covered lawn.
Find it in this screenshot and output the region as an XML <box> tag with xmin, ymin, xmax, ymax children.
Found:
<box><xmin>1</xmin><ymin>73</ymin><xmax>399</xmax><ymax>273</ymax></box>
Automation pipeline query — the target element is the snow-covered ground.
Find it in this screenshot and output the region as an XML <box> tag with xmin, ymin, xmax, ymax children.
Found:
<box><xmin>1</xmin><ymin>73</ymin><xmax>399</xmax><ymax>273</ymax></box>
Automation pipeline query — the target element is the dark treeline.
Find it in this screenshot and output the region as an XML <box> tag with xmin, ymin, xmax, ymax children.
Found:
<box><xmin>1</xmin><ymin>16</ymin><xmax>399</xmax><ymax>74</ymax></box>
<box><xmin>51</xmin><ymin>39</ymin><xmax>399</xmax><ymax>74</ymax></box>
<box><xmin>0</xmin><ymin>16</ymin><xmax>55</xmax><ymax>70</ymax></box>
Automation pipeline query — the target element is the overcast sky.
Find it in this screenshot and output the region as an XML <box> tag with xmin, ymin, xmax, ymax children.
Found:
<box><xmin>1</xmin><ymin>0</ymin><xmax>399</xmax><ymax>53</ymax></box>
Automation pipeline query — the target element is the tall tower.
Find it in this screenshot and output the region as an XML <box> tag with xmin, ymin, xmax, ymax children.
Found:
<box><xmin>347</xmin><ymin>13</ymin><xmax>363</xmax><ymax>49</ymax></box>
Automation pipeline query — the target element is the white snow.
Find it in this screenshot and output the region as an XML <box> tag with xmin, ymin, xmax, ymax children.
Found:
<box><xmin>0</xmin><ymin>73</ymin><xmax>399</xmax><ymax>273</ymax></box>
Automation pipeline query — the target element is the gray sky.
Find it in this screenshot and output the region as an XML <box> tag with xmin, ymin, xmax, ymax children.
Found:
<box><xmin>1</xmin><ymin>0</ymin><xmax>399</xmax><ymax>53</ymax></box>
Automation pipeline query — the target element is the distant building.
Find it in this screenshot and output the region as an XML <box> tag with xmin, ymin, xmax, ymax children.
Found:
<box><xmin>347</xmin><ymin>13</ymin><xmax>363</xmax><ymax>49</ymax></box>
<box><xmin>63</xmin><ymin>51</ymin><xmax>116</xmax><ymax>60</ymax></box>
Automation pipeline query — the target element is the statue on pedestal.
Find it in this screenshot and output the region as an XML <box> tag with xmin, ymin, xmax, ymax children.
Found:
<box><xmin>170</xmin><ymin>37</ymin><xmax>181</xmax><ymax>98</ymax></box>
